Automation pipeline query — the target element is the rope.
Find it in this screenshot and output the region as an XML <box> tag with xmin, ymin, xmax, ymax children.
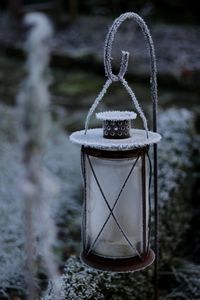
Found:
<box><xmin>84</xmin><ymin>79</ymin><xmax>112</xmax><ymax>134</ymax></box>
<box><xmin>84</xmin><ymin>12</ymin><xmax>158</xmax><ymax>137</ymax></box>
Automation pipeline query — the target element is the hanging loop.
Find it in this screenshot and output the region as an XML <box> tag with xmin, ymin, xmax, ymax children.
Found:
<box><xmin>105</xmin><ymin>50</ymin><xmax>130</xmax><ymax>82</ymax></box>
<box><xmin>85</xmin><ymin>12</ymin><xmax>158</xmax><ymax>136</ymax></box>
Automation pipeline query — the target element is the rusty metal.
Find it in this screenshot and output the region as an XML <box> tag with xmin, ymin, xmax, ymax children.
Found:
<box><xmin>81</xmin><ymin>249</ymin><xmax>155</xmax><ymax>273</ymax></box>
<box><xmin>142</xmin><ymin>150</ymin><xmax>147</xmax><ymax>255</ymax></box>
<box><xmin>103</xmin><ymin>119</ymin><xmax>131</xmax><ymax>139</ymax></box>
<box><xmin>152</xmin><ymin>72</ymin><xmax>158</xmax><ymax>300</ymax></box>
<box><xmin>83</xmin><ymin>147</ymin><xmax>143</xmax><ymax>159</ymax></box>
<box><xmin>154</xmin><ymin>144</ymin><xmax>158</xmax><ymax>299</ymax></box>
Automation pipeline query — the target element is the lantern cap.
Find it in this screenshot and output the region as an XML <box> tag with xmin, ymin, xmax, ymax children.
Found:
<box><xmin>70</xmin><ymin>128</ymin><xmax>161</xmax><ymax>150</ymax></box>
<box><xmin>96</xmin><ymin>110</ymin><xmax>137</xmax><ymax>121</ymax></box>
<box><xmin>96</xmin><ymin>110</ymin><xmax>136</xmax><ymax>139</ymax></box>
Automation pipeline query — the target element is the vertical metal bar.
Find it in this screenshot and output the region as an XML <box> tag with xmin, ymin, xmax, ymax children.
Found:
<box><xmin>142</xmin><ymin>150</ymin><xmax>147</xmax><ymax>255</ymax></box>
<box><xmin>146</xmin><ymin>147</ymin><xmax>152</xmax><ymax>254</ymax></box>
<box><xmin>153</xmin><ymin>82</ymin><xmax>158</xmax><ymax>300</ymax></box>
<box><xmin>150</xmin><ymin>14</ymin><xmax>158</xmax><ymax>298</ymax></box>
<box><xmin>81</xmin><ymin>146</ymin><xmax>87</xmax><ymax>252</ymax></box>
<box><xmin>154</xmin><ymin>143</ymin><xmax>158</xmax><ymax>300</ymax></box>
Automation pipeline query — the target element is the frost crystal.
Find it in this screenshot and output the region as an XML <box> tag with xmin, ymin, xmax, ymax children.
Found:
<box><xmin>0</xmin><ymin>105</ymin><xmax>26</xmax><ymax>293</ymax></box>
<box><xmin>96</xmin><ymin>110</ymin><xmax>137</xmax><ymax>121</ymax></box>
<box><xmin>17</xmin><ymin>12</ymin><xmax>59</xmax><ymax>299</ymax></box>
<box><xmin>0</xmin><ymin>104</ymin><xmax>81</xmax><ymax>297</ymax></box>
<box><xmin>158</xmin><ymin>108</ymin><xmax>194</xmax><ymax>207</ymax></box>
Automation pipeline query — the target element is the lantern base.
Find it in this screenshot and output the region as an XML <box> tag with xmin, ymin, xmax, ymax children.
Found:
<box><xmin>80</xmin><ymin>249</ymin><xmax>155</xmax><ymax>272</ymax></box>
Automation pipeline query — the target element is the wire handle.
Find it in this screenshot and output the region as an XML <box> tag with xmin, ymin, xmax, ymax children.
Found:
<box><xmin>84</xmin><ymin>12</ymin><xmax>158</xmax><ymax>137</ymax></box>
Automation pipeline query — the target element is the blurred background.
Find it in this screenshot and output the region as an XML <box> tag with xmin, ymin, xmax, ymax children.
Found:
<box><xmin>0</xmin><ymin>1</ymin><xmax>200</xmax><ymax>300</ymax></box>
<box><xmin>0</xmin><ymin>0</ymin><xmax>200</xmax><ymax>125</ymax></box>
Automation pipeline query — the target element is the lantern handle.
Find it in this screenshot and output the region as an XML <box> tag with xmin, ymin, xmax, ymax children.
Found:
<box><xmin>84</xmin><ymin>12</ymin><xmax>158</xmax><ymax>136</ymax></box>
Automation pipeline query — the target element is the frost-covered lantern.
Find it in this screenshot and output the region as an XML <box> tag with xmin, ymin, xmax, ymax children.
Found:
<box><xmin>70</xmin><ymin>12</ymin><xmax>161</xmax><ymax>272</ymax></box>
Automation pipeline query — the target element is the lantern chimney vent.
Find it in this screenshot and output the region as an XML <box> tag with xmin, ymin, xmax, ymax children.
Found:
<box><xmin>96</xmin><ymin>111</ymin><xmax>137</xmax><ymax>139</ymax></box>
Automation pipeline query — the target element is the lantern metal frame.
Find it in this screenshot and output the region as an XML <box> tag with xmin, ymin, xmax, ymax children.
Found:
<box><xmin>80</xmin><ymin>146</ymin><xmax>155</xmax><ymax>272</ymax></box>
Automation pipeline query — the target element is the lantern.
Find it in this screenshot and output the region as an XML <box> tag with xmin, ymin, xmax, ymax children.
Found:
<box><xmin>70</xmin><ymin>12</ymin><xmax>161</xmax><ymax>272</ymax></box>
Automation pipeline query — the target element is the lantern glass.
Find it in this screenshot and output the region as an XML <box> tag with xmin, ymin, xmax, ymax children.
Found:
<box><xmin>83</xmin><ymin>148</ymin><xmax>149</xmax><ymax>260</ymax></box>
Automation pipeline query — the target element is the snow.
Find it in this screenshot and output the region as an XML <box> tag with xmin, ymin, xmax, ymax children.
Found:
<box><xmin>96</xmin><ymin>110</ymin><xmax>137</xmax><ymax>121</ymax></box>
<box><xmin>70</xmin><ymin>128</ymin><xmax>161</xmax><ymax>150</ymax></box>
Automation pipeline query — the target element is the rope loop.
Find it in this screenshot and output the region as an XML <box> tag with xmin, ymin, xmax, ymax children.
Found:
<box><xmin>85</xmin><ymin>12</ymin><xmax>158</xmax><ymax>137</ymax></box>
<box><xmin>105</xmin><ymin>50</ymin><xmax>130</xmax><ymax>82</ymax></box>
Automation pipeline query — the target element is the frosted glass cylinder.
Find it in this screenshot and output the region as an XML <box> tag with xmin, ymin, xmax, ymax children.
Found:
<box><xmin>84</xmin><ymin>148</ymin><xmax>149</xmax><ymax>259</ymax></box>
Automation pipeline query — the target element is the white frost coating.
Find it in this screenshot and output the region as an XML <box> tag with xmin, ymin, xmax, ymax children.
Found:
<box><xmin>84</xmin><ymin>78</ymin><xmax>112</xmax><ymax>134</ymax></box>
<box><xmin>96</xmin><ymin>110</ymin><xmax>137</xmax><ymax>121</ymax></box>
<box><xmin>84</xmin><ymin>12</ymin><xmax>158</xmax><ymax>136</ymax></box>
<box><xmin>18</xmin><ymin>12</ymin><xmax>60</xmax><ymax>299</ymax></box>
<box><xmin>23</xmin><ymin>13</ymin><xmax>53</xmax><ymax>85</ymax></box>
<box><xmin>70</xmin><ymin>128</ymin><xmax>161</xmax><ymax>150</ymax></box>
<box><xmin>0</xmin><ymin>104</ymin><xmax>81</xmax><ymax>295</ymax></box>
<box><xmin>157</xmin><ymin>108</ymin><xmax>194</xmax><ymax>208</ymax></box>
<box><xmin>104</xmin><ymin>12</ymin><xmax>157</xmax><ymax>112</ymax></box>
<box><xmin>0</xmin><ymin>106</ymin><xmax>26</xmax><ymax>292</ymax></box>
<box><xmin>120</xmin><ymin>77</ymin><xmax>148</xmax><ymax>135</ymax></box>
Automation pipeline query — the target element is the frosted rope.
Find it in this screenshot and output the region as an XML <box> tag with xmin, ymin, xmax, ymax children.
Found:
<box><xmin>85</xmin><ymin>12</ymin><xmax>158</xmax><ymax>136</ymax></box>
<box><xmin>118</xmin><ymin>51</ymin><xmax>130</xmax><ymax>78</ymax></box>
<box><xmin>121</xmin><ymin>77</ymin><xmax>148</xmax><ymax>136</ymax></box>
<box><xmin>85</xmin><ymin>79</ymin><xmax>112</xmax><ymax>134</ymax></box>
<box><xmin>84</xmin><ymin>51</ymin><xmax>129</xmax><ymax>134</ymax></box>
<box><xmin>104</xmin><ymin>12</ymin><xmax>157</xmax><ymax>109</ymax></box>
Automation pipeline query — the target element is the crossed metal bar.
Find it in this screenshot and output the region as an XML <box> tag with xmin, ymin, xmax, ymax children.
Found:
<box><xmin>86</xmin><ymin>150</ymin><xmax>143</xmax><ymax>259</ymax></box>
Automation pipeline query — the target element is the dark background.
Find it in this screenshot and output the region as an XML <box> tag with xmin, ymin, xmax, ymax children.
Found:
<box><xmin>0</xmin><ymin>0</ymin><xmax>199</xmax><ymax>24</ymax></box>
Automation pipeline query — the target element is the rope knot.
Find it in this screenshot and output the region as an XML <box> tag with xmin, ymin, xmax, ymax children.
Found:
<box><xmin>106</xmin><ymin>50</ymin><xmax>130</xmax><ymax>82</ymax></box>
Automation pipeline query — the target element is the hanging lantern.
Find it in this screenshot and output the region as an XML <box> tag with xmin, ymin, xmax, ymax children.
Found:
<box><xmin>70</xmin><ymin>12</ymin><xmax>161</xmax><ymax>272</ymax></box>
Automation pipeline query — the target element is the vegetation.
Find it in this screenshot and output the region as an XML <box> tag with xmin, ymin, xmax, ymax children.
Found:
<box><xmin>44</xmin><ymin>108</ymin><xmax>199</xmax><ymax>300</ymax></box>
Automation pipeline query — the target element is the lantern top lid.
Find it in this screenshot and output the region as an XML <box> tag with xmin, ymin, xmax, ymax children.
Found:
<box><xmin>70</xmin><ymin>128</ymin><xmax>161</xmax><ymax>151</ymax></box>
<box><xmin>96</xmin><ymin>111</ymin><xmax>137</xmax><ymax>121</ymax></box>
